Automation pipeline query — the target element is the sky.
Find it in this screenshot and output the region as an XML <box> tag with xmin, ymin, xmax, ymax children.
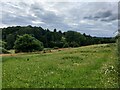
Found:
<box><xmin>0</xmin><ymin>0</ymin><xmax>119</xmax><ymax>37</ymax></box>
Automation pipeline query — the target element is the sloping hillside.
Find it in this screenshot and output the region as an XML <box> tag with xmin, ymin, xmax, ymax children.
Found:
<box><xmin>2</xmin><ymin>44</ymin><xmax>118</xmax><ymax>88</ymax></box>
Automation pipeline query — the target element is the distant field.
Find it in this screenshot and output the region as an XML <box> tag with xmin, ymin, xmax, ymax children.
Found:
<box><xmin>2</xmin><ymin>44</ymin><xmax>119</xmax><ymax>88</ymax></box>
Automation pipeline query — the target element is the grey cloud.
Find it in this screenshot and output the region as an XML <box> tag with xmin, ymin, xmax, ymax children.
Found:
<box><xmin>0</xmin><ymin>1</ymin><xmax>118</xmax><ymax>37</ymax></box>
<box><xmin>2</xmin><ymin>5</ymin><xmax>36</xmax><ymax>25</ymax></box>
<box><xmin>2</xmin><ymin>13</ymin><xmax>34</xmax><ymax>25</ymax></box>
<box><xmin>84</xmin><ymin>16</ymin><xmax>93</xmax><ymax>20</ymax></box>
<box><xmin>84</xmin><ymin>10</ymin><xmax>117</xmax><ymax>22</ymax></box>
<box><xmin>100</xmin><ymin>14</ymin><xmax>117</xmax><ymax>22</ymax></box>
<box><xmin>94</xmin><ymin>10</ymin><xmax>112</xmax><ymax>18</ymax></box>
<box><xmin>30</xmin><ymin>3</ymin><xmax>63</xmax><ymax>23</ymax></box>
<box><xmin>29</xmin><ymin>3</ymin><xmax>71</xmax><ymax>30</ymax></box>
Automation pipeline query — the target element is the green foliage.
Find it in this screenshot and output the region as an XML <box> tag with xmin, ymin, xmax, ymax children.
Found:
<box><xmin>0</xmin><ymin>40</ymin><xmax>7</xmax><ymax>48</ymax></box>
<box><xmin>63</xmin><ymin>43</ymin><xmax>69</xmax><ymax>48</ymax></box>
<box><xmin>117</xmin><ymin>34</ymin><xmax>120</xmax><ymax>56</ymax></box>
<box><xmin>6</xmin><ymin>34</ymin><xmax>15</xmax><ymax>49</ymax></box>
<box><xmin>65</xmin><ymin>31</ymin><xmax>84</xmax><ymax>46</ymax></box>
<box><xmin>117</xmin><ymin>34</ymin><xmax>120</xmax><ymax>86</ymax></box>
<box><xmin>0</xmin><ymin>40</ymin><xmax>9</xmax><ymax>54</ymax></box>
<box><xmin>0</xmin><ymin>47</ymin><xmax>9</xmax><ymax>54</ymax></box>
<box><xmin>53</xmin><ymin>47</ymin><xmax>59</xmax><ymax>49</ymax></box>
<box><xmin>14</xmin><ymin>34</ymin><xmax>44</xmax><ymax>52</ymax></box>
<box><xmin>1</xmin><ymin>26</ymin><xmax>116</xmax><ymax>49</ymax></box>
<box><xmin>69</xmin><ymin>41</ymin><xmax>79</xmax><ymax>47</ymax></box>
<box><xmin>49</xmin><ymin>41</ymin><xmax>64</xmax><ymax>48</ymax></box>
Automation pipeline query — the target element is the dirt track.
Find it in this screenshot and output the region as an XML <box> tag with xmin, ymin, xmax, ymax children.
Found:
<box><xmin>0</xmin><ymin>48</ymin><xmax>71</xmax><ymax>57</ymax></box>
<box><xmin>0</xmin><ymin>54</ymin><xmax>17</xmax><ymax>57</ymax></box>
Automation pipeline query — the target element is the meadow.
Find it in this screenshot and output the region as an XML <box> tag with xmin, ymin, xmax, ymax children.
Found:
<box><xmin>2</xmin><ymin>43</ymin><xmax>119</xmax><ymax>88</ymax></box>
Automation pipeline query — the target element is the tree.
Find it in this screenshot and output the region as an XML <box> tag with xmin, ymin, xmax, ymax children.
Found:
<box><xmin>14</xmin><ymin>34</ymin><xmax>44</xmax><ymax>52</ymax></box>
<box><xmin>6</xmin><ymin>34</ymin><xmax>15</xmax><ymax>49</ymax></box>
<box><xmin>65</xmin><ymin>31</ymin><xmax>85</xmax><ymax>47</ymax></box>
<box><xmin>54</xmin><ymin>29</ymin><xmax>57</xmax><ymax>32</ymax></box>
<box><xmin>2</xmin><ymin>26</ymin><xmax>116</xmax><ymax>49</ymax></box>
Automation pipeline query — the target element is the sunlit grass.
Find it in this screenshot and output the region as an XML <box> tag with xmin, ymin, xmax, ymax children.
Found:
<box><xmin>2</xmin><ymin>44</ymin><xmax>118</xmax><ymax>88</ymax></box>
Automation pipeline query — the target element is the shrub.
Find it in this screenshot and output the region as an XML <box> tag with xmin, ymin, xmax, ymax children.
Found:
<box><xmin>14</xmin><ymin>34</ymin><xmax>44</xmax><ymax>52</ymax></box>
<box><xmin>53</xmin><ymin>47</ymin><xmax>59</xmax><ymax>49</ymax></box>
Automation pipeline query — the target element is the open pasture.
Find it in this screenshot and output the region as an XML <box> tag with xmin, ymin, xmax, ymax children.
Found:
<box><xmin>2</xmin><ymin>44</ymin><xmax>118</xmax><ymax>88</ymax></box>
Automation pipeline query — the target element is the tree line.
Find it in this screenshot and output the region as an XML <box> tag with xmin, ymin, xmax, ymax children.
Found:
<box><xmin>1</xmin><ymin>25</ymin><xmax>115</xmax><ymax>53</ymax></box>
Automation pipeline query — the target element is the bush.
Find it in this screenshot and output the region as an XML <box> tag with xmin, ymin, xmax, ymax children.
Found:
<box><xmin>14</xmin><ymin>34</ymin><xmax>44</xmax><ymax>52</ymax></box>
<box><xmin>53</xmin><ymin>47</ymin><xmax>59</xmax><ymax>49</ymax></box>
<box><xmin>49</xmin><ymin>41</ymin><xmax>64</xmax><ymax>48</ymax></box>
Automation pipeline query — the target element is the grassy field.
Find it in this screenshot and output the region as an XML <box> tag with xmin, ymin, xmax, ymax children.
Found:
<box><xmin>117</xmin><ymin>37</ymin><xmax>120</xmax><ymax>87</ymax></box>
<box><xmin>2</xmin><ymin>44</ymin><xmax>119</xmax><ymax>88</ymax></box>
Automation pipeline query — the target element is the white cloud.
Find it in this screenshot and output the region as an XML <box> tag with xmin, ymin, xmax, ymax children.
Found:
<box><xmin>0</xmin><ymin>1</ymin><xmax>118</xmax><ymax>37</ymax></box>
<box><xmin>32</xmin><ymin>20</ymin><xmax>45</xmax><ymax>24</ymax></box>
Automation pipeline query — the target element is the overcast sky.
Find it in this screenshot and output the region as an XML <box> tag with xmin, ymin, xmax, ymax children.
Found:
<box><xmin>0</xmin><ymin>0</ymin><xmax>119</xmax><ymax>37</ymax></box>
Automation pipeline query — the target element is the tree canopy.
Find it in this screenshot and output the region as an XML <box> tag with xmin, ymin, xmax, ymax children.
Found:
<box><xmin>1</xmin><ymin>25</ymin><xmax>115</xmax><ymax>50</ymax></box>
<box><xmin>14</xmin><ymin>34</ymin><xmax>44</xmax><ymax>52</ymax></box>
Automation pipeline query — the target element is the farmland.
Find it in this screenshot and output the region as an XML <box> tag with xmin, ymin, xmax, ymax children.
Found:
<box><xmin>2</xmin><ymin>43</ymin><xmax>119</xmax><ymax>88</ymax></box>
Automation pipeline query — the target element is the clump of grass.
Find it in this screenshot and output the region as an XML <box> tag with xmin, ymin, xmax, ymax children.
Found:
<box><xmin>62</xmin><ymin>56</ymin><xmax>80</xmax><ymax>60</ymax></box>
<box><xmin>62</xmin><ymin>56</ymin><xmax>83</xmax><ymax>63</ymax></box>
